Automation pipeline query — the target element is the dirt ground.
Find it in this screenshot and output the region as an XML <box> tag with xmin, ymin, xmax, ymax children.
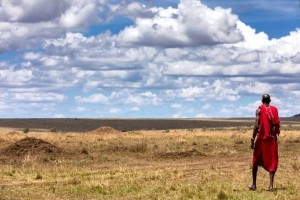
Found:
<box><xmin>0</xmin><ymin>120</ymin><xmax>299</xmax><ymax>199</ymax></box>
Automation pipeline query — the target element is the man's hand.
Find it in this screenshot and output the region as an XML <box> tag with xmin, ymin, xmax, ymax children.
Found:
<box><xmin>250</xmin><ymin>140</ymin><xmax>255</xmax><ymax>149</ymax></box>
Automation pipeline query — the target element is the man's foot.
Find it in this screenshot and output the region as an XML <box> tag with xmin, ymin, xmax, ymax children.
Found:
<box><xmin>249</xmin><ymin>185</ymin><xmax>256</xmax><ymax>191</ymax></box>
<box><xmin>268</xmin><ymin>187</ymin><xmax>274</xmax><ymax>192</ymax></box>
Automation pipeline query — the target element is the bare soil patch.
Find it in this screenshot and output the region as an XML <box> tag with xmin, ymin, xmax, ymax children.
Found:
<box><xmin>0</xmin><ymin>137</ymin><xmax>62</xmax><ymax>160</ymax></box>
<box><xmin>155</xmin><ymin>149</ymin><xmax>206</xmax><ymax>159</ymax></box>
<box><xmin>6</xmin><ymin>131</ymin><xmax>25</xmax><ymax>136</ymax></box>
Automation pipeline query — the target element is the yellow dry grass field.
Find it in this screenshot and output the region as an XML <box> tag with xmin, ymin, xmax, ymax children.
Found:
<box><xmin>0</xmin><ymin>125</ymin><xmax>300</xmax><ymax>200</ymax></box>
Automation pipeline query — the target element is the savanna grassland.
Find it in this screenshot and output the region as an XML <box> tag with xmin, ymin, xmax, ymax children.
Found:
<box><xmin>0</xmin><ymin>124</ymin><xmax>299</xmax><ymax>200</ymax></box>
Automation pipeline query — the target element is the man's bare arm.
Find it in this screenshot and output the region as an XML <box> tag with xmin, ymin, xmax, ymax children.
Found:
<box><xmin>252</xmin><ymin>109</ymin><xmax>260</xmax><ymax>139</ymax></box>
<box><xmin>251</xmin><ymin>109</ymin><xmax>260</xmax><ymax>149</ymax></box>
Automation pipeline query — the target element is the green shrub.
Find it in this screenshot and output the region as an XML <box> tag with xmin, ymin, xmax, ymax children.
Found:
<box><xmin>23</xmin><ymin>128</ymin><xmax>29</xmax><ymax>134</ymax></box>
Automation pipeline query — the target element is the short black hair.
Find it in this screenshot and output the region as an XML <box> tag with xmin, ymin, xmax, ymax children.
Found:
<box><xmin>262</xmin><ymin>94</ymin><xmax>271</xmax><ymax>104</ymax></box>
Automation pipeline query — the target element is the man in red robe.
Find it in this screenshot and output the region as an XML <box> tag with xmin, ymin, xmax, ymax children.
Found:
<box><xmin>249</xmin><ymin>94</ymin><xmax>280</xmax><ymax>191</ymax></box>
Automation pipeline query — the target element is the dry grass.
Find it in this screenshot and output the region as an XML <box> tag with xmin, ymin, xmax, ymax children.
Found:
<box><xmin>0</xmin><ymin>126</ymin><xmax>299</xmax><ymax>200</ymax></box>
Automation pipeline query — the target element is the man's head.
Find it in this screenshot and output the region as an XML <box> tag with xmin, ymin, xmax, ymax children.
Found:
<box><xmin>262</xmin><ymin>94</ymin><xmax>271</xmax><ymax>104</ymax></box>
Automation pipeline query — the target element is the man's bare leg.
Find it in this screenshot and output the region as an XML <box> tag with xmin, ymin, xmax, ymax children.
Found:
<box><xmin>249</xmin><ymin>165</ymin><xmax>258</xmax><ymax>190</ymax></box>
<box><xmin>268</xmin><ymin>171</ymin><xmax>275</xmax><ymax>191</ymax></box>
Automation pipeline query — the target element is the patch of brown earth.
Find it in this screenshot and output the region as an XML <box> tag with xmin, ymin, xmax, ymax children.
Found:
<box><xmin>155</xmin><ymin>149</ymin><xmax>206</xmax><ymax>159</ymax></box>
<box><xmin>87</xmin><ymin>126</ymin><xmax>120</xmax><ymax>135</ymax></box>
<box><xmin>0</xmin><ymin>137</ymin><xmax>62</xmax><ymax>160</ymax></box>
<box><xmin>6</xmin><ymin>131</ymin><xmax>24</xmax><ymax>136</ymax></box>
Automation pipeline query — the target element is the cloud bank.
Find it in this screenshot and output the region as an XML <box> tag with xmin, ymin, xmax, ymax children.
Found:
<box><xmin>0</xmin><ymin>0</ymin><xmax>300</xmax><ymax>118</ymax></box>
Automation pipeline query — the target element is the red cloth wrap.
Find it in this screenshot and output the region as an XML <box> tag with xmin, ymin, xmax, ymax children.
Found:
<box><xmin>252</xmin><ymin>137</ymin><xmax>278</xmax><ymax>171</ymax></box>
<box><xmin>252</xmin><ymin>105</ymin><xmax>280</xmax><ymax>172</ymax></box>
<box><xmin>258</xmin><ymin>105</ymin><xmax>280</xmax><ymax>139</ymax></box>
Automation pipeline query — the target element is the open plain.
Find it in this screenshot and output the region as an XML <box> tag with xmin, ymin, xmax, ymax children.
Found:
<box><xmin>0</xmin><ymin>118</ymin><xmax>299</xmax><ymax>199</ymax></box>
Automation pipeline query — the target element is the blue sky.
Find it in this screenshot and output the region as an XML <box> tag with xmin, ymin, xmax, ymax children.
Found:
<box><xmin>0</xmin><ymin>0</ymin><xmax>300</xmax><ymax>118</ymax></box>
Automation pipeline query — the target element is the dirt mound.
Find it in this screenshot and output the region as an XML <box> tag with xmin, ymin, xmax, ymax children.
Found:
<box><xmin>6</xmin><ymin>131</ymin><xmax>24</xmax><ymax>136</ymax></box>
<box><xmin>0</xmin><ymin>137</ymin><xmax>62</xmax><ymax>160</ymax></box>
<box><xmin>88</xmin><ymin>126</ymin><xmax>120</xmax><ymax>135</ymax></box>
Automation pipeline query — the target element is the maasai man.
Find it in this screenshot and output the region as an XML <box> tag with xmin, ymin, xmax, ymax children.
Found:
<box><xmin>249</xmin><ymin>94</ymin><xmax>280</xmax><ymax>191</ymax></box>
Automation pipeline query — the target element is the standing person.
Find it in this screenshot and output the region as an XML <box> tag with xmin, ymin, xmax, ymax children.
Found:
<box><xmin>249</xmin><ymin>94</ymin><xmax>280</xmax><ymax>191</ymax></box>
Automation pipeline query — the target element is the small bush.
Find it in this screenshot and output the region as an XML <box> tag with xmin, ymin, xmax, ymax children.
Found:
<box><xmin>68</xmin><ymin>178</ymin><xmax>81</xmax><ymax>185</ymax></box>
<box><xmin>292</xmin><ymin>161</ymin><xmax>300</xmax><ymax>171</ymax></box>
<box><xmin>51</xmin><ymin>128</ymin><xmax>57</xmax><ymax>132</ymax></box>
<box><xmin>35</xmin><ymin>173</ymin><xmax>43</xmax><ymax>180</ymax></box>
<box><xmin>50</xmin><ymin>186</ymin><xmax>56</xmax><ymax>193</ymax></box>
<box><xmin>23</xmin><ymin>128</ymin><xmax>29</xmax><ymax>134</ymax></box>
<box><xmin>81</xmin><ymin>147</ymin><xmax>89</xmax><ymax>155</ymax></box>
<box><xmin>5</xmin><ymin>172</ymin><xmax>14</xmax><ymax>177</ymax></box>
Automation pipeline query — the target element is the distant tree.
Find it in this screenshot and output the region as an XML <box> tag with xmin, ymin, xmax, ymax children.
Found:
<box><xmin>293</xmin><ymin>113</ymin><xmax>300</xmax><ymax>117</ymax></box>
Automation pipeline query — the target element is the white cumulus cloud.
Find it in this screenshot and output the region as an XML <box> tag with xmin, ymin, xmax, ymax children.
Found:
<box><xmin>75</xmin><ymin>93</ymin><xmax>108</xmax><ymax>103</ymax></box>
<box><xmin>118</xmin><ymin>0</ymin><xmax>243</xmax><ymax>47</ymax></box>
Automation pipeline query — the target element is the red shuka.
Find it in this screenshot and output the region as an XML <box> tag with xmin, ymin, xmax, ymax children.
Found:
<box><xmin>252</xmin><ymin>105</ymin><xmax>280</xmax><ymax>172</ymax></box>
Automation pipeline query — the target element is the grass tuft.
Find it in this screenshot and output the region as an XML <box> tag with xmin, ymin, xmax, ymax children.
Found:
<box><xmin>292</xmin><ymin>161</ymin><xmax>300</xmax><ymax>171</ymax></box>
<box><xmin>35</xmin><ymin>173</ymin><xmax>43</xmax><ymax>180</ymax></box>
<box><xmin>217</xmin><ymin>190</ymin><xmax>228</xmax><ymax>200</ymax></box>
<box><xmin>81</xmin><ymin>147</ymin><xmax>89</xmax><ymax>155</ymax></box>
